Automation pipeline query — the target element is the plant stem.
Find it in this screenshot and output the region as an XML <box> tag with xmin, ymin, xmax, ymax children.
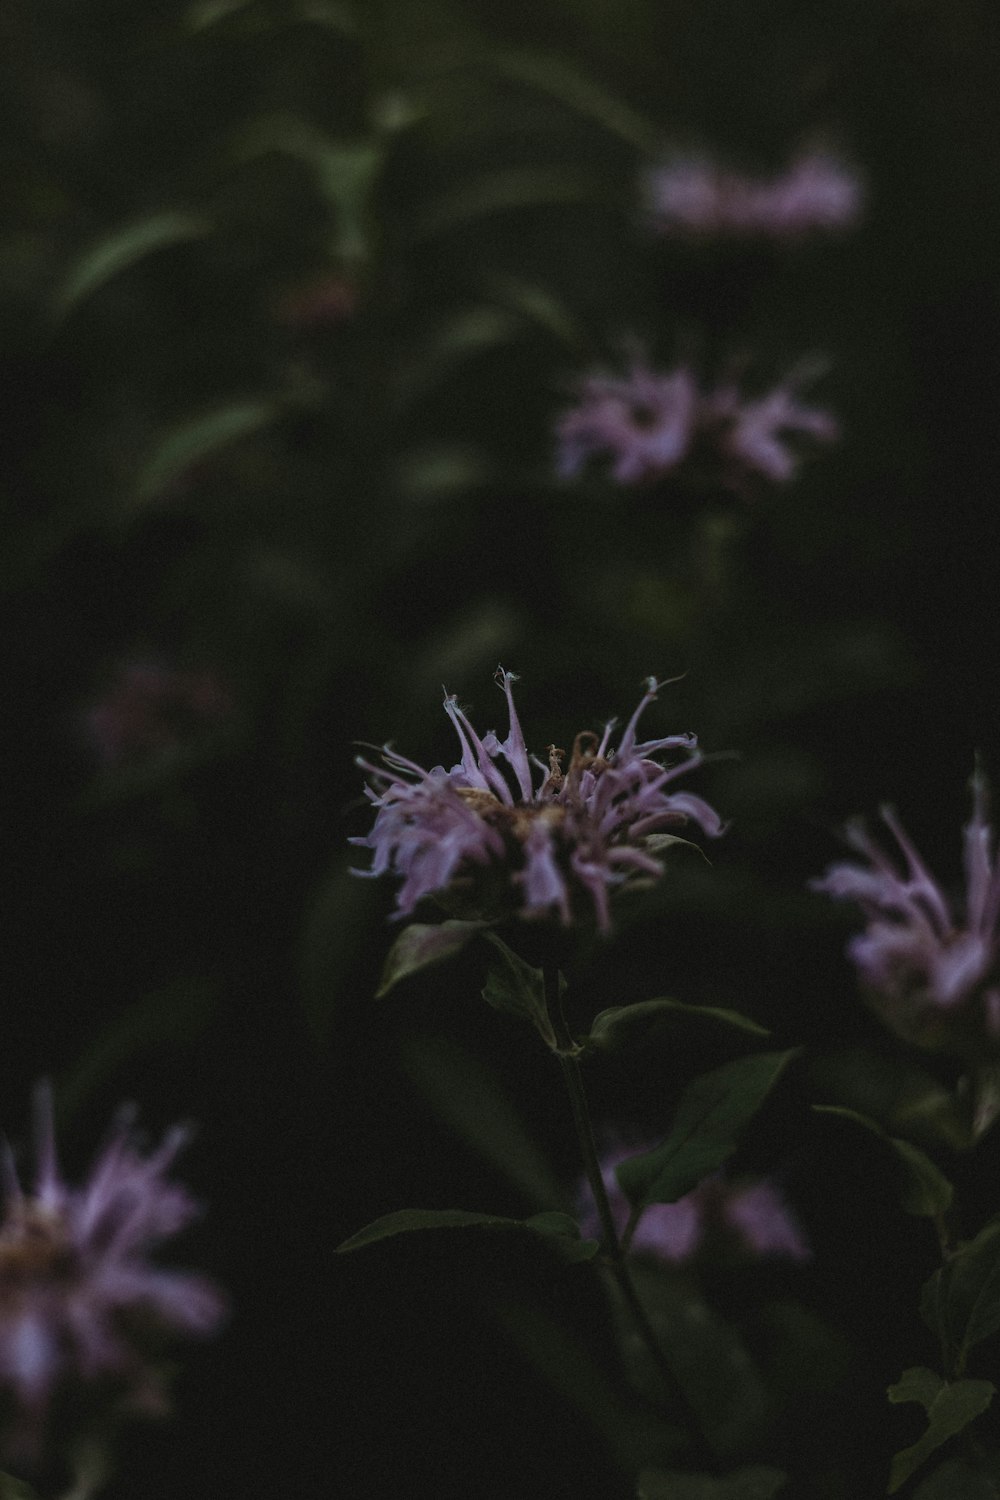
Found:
<box><xmin>543</xmin><ymin>961</ymin><xmax>718</xmax><ymax>1471</ymax></box>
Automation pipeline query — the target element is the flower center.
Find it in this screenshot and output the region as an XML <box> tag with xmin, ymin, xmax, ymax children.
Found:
<box><xmin>0</xmin><ymin>1203</ymin><xmax>75</xmax><ymax>1289</ymax></box>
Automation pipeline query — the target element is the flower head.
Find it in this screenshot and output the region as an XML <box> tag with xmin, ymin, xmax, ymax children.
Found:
<box><xmin>811</xmin><ymin>771</ymin><xmax>1000</xmax><ymax>1050</ymax></box>
<box><xmin>0</xmin><ymin>1086</ymin><xmax>224</xmax><ymax>1461</ymax></box>
<box><xmin>555</xmin><ymin>354</ymin><xmax>837</xmax><ymax>490</ymax></box>
<box><xmin>352</xmin><ymin>670</ymin><xmax>723</xmax><ymax>932</ymax></box>
<box><xmin>579</xmin><ymin>1146</ymin><xmax>809</xmax><ymax>1265</ymax></box>
<box><xmin>645</xmin><ymin>150</ymin><xmax>864</xmax><ymax>240</ymax></box>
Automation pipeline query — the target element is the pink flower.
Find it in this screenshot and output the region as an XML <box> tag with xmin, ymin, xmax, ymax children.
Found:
<box><xmin>85</xmin><ymin>662</ymin><xmax>231</xmax><ymax>768</ymax></box>
<box><xmin>579</xmin><ymin>1147</ymin><xmax>809</xmax><ymax>1264</ymax></box>
<box><xmin>555</xmin><ymin>355</ymin><xmax>838</xmax><ymax>490</ymax></box>
<box><xmin>646</xmin><ymin>150</ymin><xmax>864</xmax><ymax>240</ymax></box>
<box><xmin>812</xmin><ymin>771</ymin><xmax>1000</xmax><ymax>1050</ymax></box>
<box><xmin>352</xmin><ymin>669</ymin><xmax>723</xmax><ymax>933</ymax></box>
<box><xmin>0</xmin><ymin>1086</ymin><xmax>225</xmax><ymax>1461</ymax></box>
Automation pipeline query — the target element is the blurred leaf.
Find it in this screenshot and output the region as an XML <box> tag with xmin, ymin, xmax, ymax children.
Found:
<box><xmin>921</xmin><ymin>1220</ymin><xmax>1000</xmax><ymax>1374</ymax></box>
<box><xmin>500</xmin><ymin>1297</ymin><xmax>682</xmax><ymax>1475</ymax></box>
<box><xmin>376</xmin><ymin>919</ymin><xmax>487</xmax><ymax>998</ymax></box>
<box><xmin>481</xmin><ymin>934</ymin><xmax>558</xmax><ymax>1050</ymax></box>
<box><xmin>587</xmin><ymin>999</ymin><xmax>769</xmax><ymax>1053</ymax></box>
<box><xmin>411</xmin><ymin>167</ymin><xmax>611</xmax><ymax>242</ymax></box>
<box><xmin>57</xmin><ymin>979</ymin><xmax>217</xmax><ymax>1124</ymax></box>
<box><xmin>813</xmin><ymin>1106</ymin><xmax>953</xmax><ymax>1217</ymax></box>
<box><xmin>188</xmin><ymin>0</ymin><xmax>356</xmax><ymax>32</ymax></box>
<box><xmin>394</xmin><ymin>444</ymin><xmax>490</xmax><ymax>500</ymax></box>
<box><xmin>390</xmin><ymin>305</ymin><xmax>524</xmax><ymax>412</ymax></box>
<box><xmin>617</xmin><ymin>1050</ymin><xmax>799</xmax><ymax>1209</ymax></box>
<box><xmin>887</xmin><ymin>1367</ymin><xmax>994</xmax><ymax>1493</ymax></box>
<box><xmin>0</xmin><ymin>1475</ymin><xmax>40</xmax><ymax>1500</ymax></box>
<box><xmin>483</xmin><ymin>273</ymin><xmax>589</xmax><ymax>353</ymax></box>
<box><xmin>401</xmin><ymin>1034</ymin><xmax>567</xmax><ymax>1208</ymax></box>
<box><xmin>135</xmin><ymin>399</ymin><xmax>282</xmax><ymax>506</ymax></box>
<box><xmin>336</xmin><ymin>1207</ymin><xmax>598</xmax><ymax>1262</ymax></box>
<box><xmin>231</xmin><ymin>115</ymin><xmax>381</xmax><ymax>260</ymax></box>
<box><xmin>637</xmin><ymin>1467</ymin><xmax>787</xmax><ymax>1500</ymax></box>
<box><xmin>52</xmin><ymin>211</ymin><xmax>210</xmax><ymax>322</ymax></box>
<box><xmin>913</xmin><ymin>1457</ymin><xmax>1000</xmax><ymax>1498</ymax></box>
<box><xmin>493</xmin><ymin>49</ymin><xmax>660</xmax><ymax>154</ymax></box>
<box><xmin>627</xmin><ymin>1265</ymin><xmax>770</xmax><ymax>1456</ymax></box>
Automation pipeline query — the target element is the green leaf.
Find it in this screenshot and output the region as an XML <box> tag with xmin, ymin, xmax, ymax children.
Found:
<box><xmin>617</xmin><ymin>1050</ymin><xmax>799</xmax><ymax>1209</ymax></box>
<box><xmin>887</xmin><ymin>1367</ymin><xmax>994</xmax><ymax>1492</ymax></box>
<box><xmin>913</xmin><ymin>1457</ymin><xmax>1000</xmax><ymax>1498</ymax></box>
<box><xmin>336</xmin><ymin>1208</ymin><xmax>598</xmax><ymax>1262</ymax></box>
<box><xmin>230</xmin><ymin>115</ymin><xmax>381</xmax><ymax>260</ymax></box>
<box><xmin>587</xmin><ymin>998</ymin><xmax>769</xmax><ymax>1052</ymax></box>
<box><xmin>187</xmin><ymin>0</ymin><xmax>356</xmax><ymax>33</ymax></box>
<box><xmin>921</xmin><ymin>1220</ymin><xmax>1000</xmax><ymax>1372</ymax></box>
<box><xmin>0</xmin><ymin>1474</ymin><xmax>41</xmax><ymax>1500</ymax></box>
<box><xmin>57</xmin><ymin>978</ymin><xmax>217</xmax><ymax>1123</ymax></box>
<box><xmin>411</xmin><ymin>167</ymin><xmax>609</xmax><ymax>242</ymax></box>
<box><xmin>52</xmin><ymin>211</ymin><xmax>210</xmax><ymax>322</ymax></box>
<box><xmin>637</xmin><ymin>1466</ymin><xmax>787</xmax><ymax>1499</ymax></box>
<box><xmin>493</xmin><ymin>49</ymin><xmax>661</xmax><ymax>154</ymax></box>
<box><xmin>401</xmin><ymin>1035</ymin><xmax>567</xmax><ymax>1208</ymax></box>
<box><xmin>481</xmin><ymin>934</ymin><xmax>558</xmax><ymax>1050</ymax></box>
<box><xmin>375</xmin><ymin>919</ymin><xmax>487</xmax><ymax>998</ymax></box>
<box><xmin>813</xmin><ymin>1106</ymin><xmax>953</xmax><ymax>1217</ymax></box>
<box><xmin>483</xmin><ymin>273</ymin><xmax>589</xmax><ymax>353</ymax></box>
<box><xmin>135</xmin><ymin>399</ymin><xmax>281</xmax><ymax>505</ymax></box>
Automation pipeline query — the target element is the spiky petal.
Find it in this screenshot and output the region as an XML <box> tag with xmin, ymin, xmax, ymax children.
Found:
<box><xmin>0</xmin><ymin>1086</ymin><xmax>224</xmax><ymax>1461</ymax></box>
<box><xmin>812</xmin><ymin>770</ymin><xmax>1000</xmax><ymax>1047</ymax></box>
<box><xmin>352</xmin><ymin>671</ymin><xmax>723</xmax><ymax>932</ymax></box>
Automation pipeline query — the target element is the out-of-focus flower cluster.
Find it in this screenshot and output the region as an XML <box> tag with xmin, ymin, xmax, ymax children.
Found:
<box><xmin>85</xmin><ymin>662</ymin><xmax>232</xmax><ymax>769</ymax></box>
<box><xmin>646</xmin><ymin>150</ymin><xmax>863</xmax><ymax>241</ymax></box>
<box><xmin>555</xmin><ymin>356</ymin><xmax>838</xmax><ymax>489</ymax></box>
<box><xmin>352</xmin><ymin>669</ymin><xmax>723</xmax><ymax>932</ymax></box>
<box><xmin>812</xmin><ymin>772</ymin><xmax>1000</xmax><ymax>1053</ymax></box>
<box><xmin>0</xmin><ymin>1088</ymin><xmax>224</xmax><ymax>1463</ymax></box>
<box><xmin>580</xmin><ymin>1147</ymin><xmax>809</xmax><ymax>1265</ymax></box>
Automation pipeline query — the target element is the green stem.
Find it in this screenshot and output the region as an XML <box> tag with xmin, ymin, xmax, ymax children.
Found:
<box><xmin>543</xmin><ymin>962</ymin><xmax>718</xmax><ymax>1471</ymax></box>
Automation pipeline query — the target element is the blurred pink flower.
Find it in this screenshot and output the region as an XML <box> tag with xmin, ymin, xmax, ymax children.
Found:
<box><xmin>579</xmin><ymin>1146</ymin><xmax>810</xmax><ymax>1264</ymax></box>
<box><xmin>352</xmin><ymin>669</ymin><xmax>722</xmax><ymax>932</ymax></box>
<box><xmin>85</xmin><ymin>662</ymin><xmax>232</xmax><ymax>768</ymax></box>
<box><xmin>0</xmin><ymin>1087</ymin><xmax>224</xmax><ymax>1461</ymax></box>
<box><xmin>646</xmin><ymin>150</ymin><xmax>864</xmax><ymax>240</ymax></box>
<box><xmin>812</xmin><ymin>770</ymin><xmax>1000</xmax><ymax>1050</ymax></box>
<box><xmin>556</xmin><ymin>355</ymin><xmax>837</xmax><ymax>489</ymax></box>
<box><xmin>274</xmin><ymin>272</ymin><xmax>359</xmax><ymax>329</ymax></box>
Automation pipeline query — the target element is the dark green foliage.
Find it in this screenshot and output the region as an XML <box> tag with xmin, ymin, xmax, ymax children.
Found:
<box><xmin>616</xmin><ymin>1050</ymin><xmax>799</xmax><ymax>1209</ymax></box>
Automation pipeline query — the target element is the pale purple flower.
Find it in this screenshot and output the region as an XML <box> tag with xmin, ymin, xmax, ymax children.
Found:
<box><xmin>646</xmin><ymin>150</ymin><xmax>864</xmax><ymax>240</ymax></box>
<box><xmin>579</xmin><ymin>1147</ymin><xmax>809</xmax><ymax>1264</ymax></box>
<box><xmin>0</xmin><ymin>1086</ymin><xmax>224</xmax><ymax>1458</ymax></box>
<box><xmin>85</xmin><ymin>661</ymin><xmax>232</xmax><ymax>768</ymax></box>
<box><xmin>555</xmin><ymin>362</ymin><xmax>699</xmax><ymax>484</ymax></box>
<box><xmin>555</xmin><ymin>355</ymin><xmax>837</xmax><ymax>489</ymax></box>
<box><xmin>704</xmin><ymin>371</ymin><xmax>840</xmax><ymax>484</ymax></box>
<box><xmin>812</xmin><ymin>772</ymin><xmax>1000</xmax><ymax>1047</ymax></box>
<box><xmin>352</xmin><ymin>669</ymin><xmax>723</xmax><ymax>933</ymax></box>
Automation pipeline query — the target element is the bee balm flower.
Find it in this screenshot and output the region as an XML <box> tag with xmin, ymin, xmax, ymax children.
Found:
<box><xmin>555</xmin><ymin>355</ymin><xmax>837</xmax><ymax>490</ymax></box>
<box><xmin>352</xmin><ymin>670</ymin><xmax>723</xmax><ymax>932</ymax></box>
<box><xmin>812</xmin><ymin>772</ymin><xmax>1000</xmax><ymax>1051</ymax></box>
<box><xmin>645</xmin><ymin>150</ymin><xmax>863</xmax><ymax>240</ymax></box>
<box><xmin>0</xmin><ymin>1087</ymin><xmax>224</xmax><ymax>1461</ymax></box>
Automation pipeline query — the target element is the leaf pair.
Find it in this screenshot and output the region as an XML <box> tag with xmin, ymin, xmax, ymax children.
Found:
<box><xmin>887</xmin><ymin>1367</ymin><xmax>995</xmax><ymax>1493</ymax></box>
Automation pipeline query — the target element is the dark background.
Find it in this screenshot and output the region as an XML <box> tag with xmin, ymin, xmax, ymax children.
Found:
<box><xmin>3</xmin><ymin>0</ymin><xmax>1000</xmax><ymax>1494</ymax></box>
